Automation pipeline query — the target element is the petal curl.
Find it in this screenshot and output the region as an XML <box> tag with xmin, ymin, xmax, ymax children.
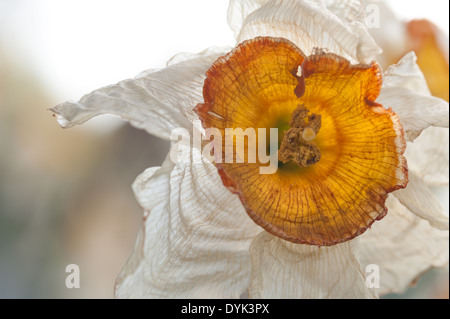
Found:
<box><xmin>405</xmin><ymin>127</ymin><xmax>449</xmax><ymax>186</ymax></box>
<box><xmin>228</xmin><ymin>0</ymin><xmax>381</xmax><ymax>63</ymax></box>
<box><xmin>377</xmin><ymin>52</ymin><xmax>449</xmax><ymax>142</ymax></box>
<box><xmin>115</xmin><ymin>143</ymin><xmax>261</xmax><ymax>298</ymax></box>
<box><xmin>249</xmin><ymin>232</ymin><xmax>377</xmax><ymax>298</ymax></box>
<box><xmin>359</xmin><ymin>195</ymin><xmax>449</xmax><ymax>295</ymax></box>
<box><xmin>394</xmin><ymin>171</ymin><xmax>448</xmax><ymax>230</ymax></box>
<box><xmin>50</xmin><ymin>47</ymin><xmax>229</xmax><ymax>140</ymax></box>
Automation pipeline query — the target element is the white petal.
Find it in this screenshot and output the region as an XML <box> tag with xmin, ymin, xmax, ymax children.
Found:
<box><xmin>359</xmin><ymin>195</ymin><xmax>449</xmax><ymax>295</ymax></box>
<box><xmin>228</xmin><ymin>0</ymin><xmax>267</xmax><ymax>39</ymax></box>
<box><xmin>382</xmin><ymin>52</ymin><xmax>431</xmax><ymax>95</ymax></box>
<box><xmin>248</xmin><ymin>232</ymin><xmax>377</xmax><ymax>299</ymax></box>
<box><xmin>378</xmin><ymin>52</ymin><xmax>449</xmax><ymax>141</ymax></box>
<box><xmin>405</xmin><ymin>127</ymin><xmax>449</xmax><ymax>186</ymax></box>
<box><xmin>229</xmin><ymin>0</ymin><xmax>367</xmax><ymax>37</ymax></box>
<box><xmin>115</xmin><ymin>144</ymin><xmax>261</xmax><ymax>298</ymax></box>
<box><xmin>50</xmin><ymin>48</ymin><xmax>229</xmax><ymax>140</ymax></box>
<box><xmin>228</xmin><ymin>0</ymin><xmax>381</xmax><ymax>63</ymax></box>
<box><xmin>320</xmin><ymin>0</ymin><xmax>366</xmax><ymax>23</ymax></box>
<box><xmin>394</xmin><ymin>171</ymin><xmax>449</xmax><ymax>230</ymax></box>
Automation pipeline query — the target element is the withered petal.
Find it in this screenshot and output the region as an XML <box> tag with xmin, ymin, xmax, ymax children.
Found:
<box><xmin>249</xmin><ymin>232</ymin><xmax>377</xmax><ymax>298</ymax></box>
<box><xmin>359</xmin><ymin>195</ymin><xmax>449</xmax><ymax>295</ymax></box>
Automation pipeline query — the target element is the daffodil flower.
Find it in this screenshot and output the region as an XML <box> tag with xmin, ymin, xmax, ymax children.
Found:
<box><xmin>51</xmin><ymin>0</ymin><xmax>449</xmax><ymax>298</ymax></box>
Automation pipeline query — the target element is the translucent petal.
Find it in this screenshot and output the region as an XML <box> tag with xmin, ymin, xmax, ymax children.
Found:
<box><xmin>50</xmin><ymin>48</ymin><xmax>229</xmax><ymax>140</ymax></box>
<box><xmin>249</xmin><ymin>232</ymin><xmax>377</xmax><ymax>298</ymax></box>
<box><xmin>378</xmin><ymin>52</ymin><xmax>449</xmax><ymax>142</ymax></box>
<box><xmin>405</xmin><ymin>127</ymin><xmax>449</xmax><ymax>186</ymax></box>
<box><xmin>394</xmin><ymin>171</ymin><xmax>449</xmax><ymax>230</ymax></box>
<box><xmin>359</xmin><ymin>195</ymin><xmax>449</xmax><ymax>295</ymax></box>
<box><xmin>115</xmin><ymin>144</ymin><xmax>261</xmax><ymax>298</ymax></box>
<box><xmin>228</xmin><ymin>0</ymin><xmax>381</xmax><ymax>63</ymax></box>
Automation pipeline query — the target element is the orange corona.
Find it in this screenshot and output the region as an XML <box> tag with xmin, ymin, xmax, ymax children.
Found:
<box><xmin>195</xmin><ymin>37</ymin><xmax>408</xmax><ymax>246</ymax></box>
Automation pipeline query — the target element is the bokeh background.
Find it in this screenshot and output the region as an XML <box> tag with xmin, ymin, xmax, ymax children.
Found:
<box><xmin>0</xmin><ymin>0</ymin><xmax>448</xmax><ymax>298</ymax></box>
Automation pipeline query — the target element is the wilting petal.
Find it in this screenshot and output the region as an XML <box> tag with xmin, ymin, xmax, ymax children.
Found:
<box><xmin>378</xmin><ymin>52</ymin><xmax>449</xmax><ymax>141</ymax></box>
<box><xmin>51</xmin><ymin>48</ymin><xmax>229</xmax><ymax>140</ymax></box>
<box><xmin>359</xmin><ymin>196</ymin><xmax>449</xmax><ymax>295</ymax></box>
<box><xmin>115</xmin><ymin>143</ymin><xmax>261</xmax><ymax>298</ymax></box>
<box><xmin>394</xmin><ymin>171</ymin><xmax>448</xmax><ymax>230</ymax></box>
<box><xmin>228</xmin><ymin>0</ymin><xmax>381</xmax><ymax>63</ymax></box>
<box><xmin>320</xmin><ymin>0</ymin><xmax>366</xmax><ymax>23</ymax></box>
<box><xmin>228</xmin><ymin>0</ymin><xmax>268</xmax><ymax>38</ymax></box>
<box><xmin>405</xmin><ymin>127</ymin><xmax>449</xmax><ymax>186</ymax></box>
<box><xmin>196</xmin><ymin>37</ymin><xmax>407</xmax><ymax>246</ymax></box>
<box><xmin>248</xmin><ymin>232</ymin><xmax>377</xmax><ymax>298</ymax></box>
<box><xmin>228</xmin><ymin>0</ymin><xmax>368</xmax><ymax>36</ymax></box>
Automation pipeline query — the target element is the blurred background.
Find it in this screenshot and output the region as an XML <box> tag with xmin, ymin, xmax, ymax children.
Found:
<box><xmin>0</xmin><ymin>0</ymin><xmax>448</xmax><ymax>298</ymax></box>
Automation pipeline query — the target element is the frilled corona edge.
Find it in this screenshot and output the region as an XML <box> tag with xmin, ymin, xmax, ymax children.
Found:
<box><xmin>195</xmin><ymin>37</ymin><xmax>408</xmax><ymax>246</ymax></box>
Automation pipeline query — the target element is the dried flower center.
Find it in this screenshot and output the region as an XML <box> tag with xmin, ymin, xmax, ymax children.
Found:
<box><xmin>278</xmin><ymin>105</ymin><xmax>322</xmax><ymax>167</ymax></box>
